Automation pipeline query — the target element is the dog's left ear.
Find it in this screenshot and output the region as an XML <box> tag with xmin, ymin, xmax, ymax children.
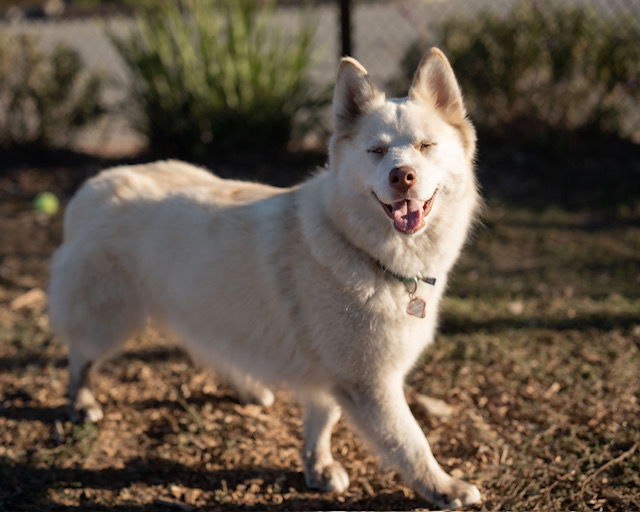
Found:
<box><xmin>409</xmin><ymin>48</ymin><xmax>466</xmax><ymax>121</ymax></box>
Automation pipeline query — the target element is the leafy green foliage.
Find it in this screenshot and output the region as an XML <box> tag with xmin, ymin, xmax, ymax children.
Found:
<box><xmin>396</xmin><ymin>1</ymin><xmax>640</xmax><ymax>142</ymax></box>
<box><xmin>111</xmin><ymin>0</ymin><xmax>324</xmax><ymax>159</ymax></box>
<box><xmin>0</xmin><ymin>34</ymin><xmax>104</xmax><ymax>149</ymax></box>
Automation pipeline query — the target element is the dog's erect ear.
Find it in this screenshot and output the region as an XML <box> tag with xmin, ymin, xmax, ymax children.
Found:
<box><xmin>410</xmin><ymin>48</ymin><xmax>466</xmax><ymax>121</ymax></box>
<box><xmin>333</xmin><ymin>57</ymin><xmax>384</xmax><ymax>133</ymax></box>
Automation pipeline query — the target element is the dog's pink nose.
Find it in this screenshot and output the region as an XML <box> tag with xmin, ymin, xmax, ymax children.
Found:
<box><xmin>389</xmin><ymin>166</ymin><xmax>417</xmax><ymax>193</ymax></box>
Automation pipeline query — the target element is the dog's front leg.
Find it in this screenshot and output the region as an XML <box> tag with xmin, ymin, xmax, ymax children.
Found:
<box><xmin>301</xmin><ymin>393</ymin><xmax>349</xmax><ymax>493</ymax></box>
<box><xmin>334</xmin><ymin>380</ymin><xmax>480</xmax><ymax>509</ymax></box>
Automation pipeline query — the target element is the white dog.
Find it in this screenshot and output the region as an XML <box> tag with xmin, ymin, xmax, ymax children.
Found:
<box><xmin>49</xmin><ymin>48</ymin><xmax>481</xmax><ymax>509</ymax></box>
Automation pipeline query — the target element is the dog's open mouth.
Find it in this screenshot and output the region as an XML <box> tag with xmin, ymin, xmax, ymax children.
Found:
<box><xmin>375</xmin><ymin>190</ymin><xmax>438</xmax><ymax>234</ymax></box>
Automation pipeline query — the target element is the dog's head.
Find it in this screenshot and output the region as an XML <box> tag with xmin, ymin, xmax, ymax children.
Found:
<box><xmin>328</xmin><ymin>48</ymin><xmax>476</xmax><ymax>236</ymax></box>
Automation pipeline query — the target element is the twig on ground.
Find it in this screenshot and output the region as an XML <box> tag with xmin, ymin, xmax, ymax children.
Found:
<box><xmin>580</xmin><ymin>442</ymin><xmax>638</xmax><ymax>498</ymax></box>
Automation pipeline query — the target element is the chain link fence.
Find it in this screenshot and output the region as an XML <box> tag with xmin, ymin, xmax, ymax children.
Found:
<box><xmin>1</xmin><ymin>0</ymin><xmax>639</xmax><ymax>154</ymax></box>
<box><xmin>349</xmin><ymin>0</ymin><xmax>640</xmax><ymax>79</ymax></box>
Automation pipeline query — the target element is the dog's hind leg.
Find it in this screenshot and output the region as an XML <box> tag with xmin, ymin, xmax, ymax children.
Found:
<box><xmin>225</xmin><ymin>368</ymin><xmax>274</xmax><ymax>407</ymax></box>
<box><xmin>50</xmin><ymin>249</ymin><xmax>144</xmax><ymax>423</ymax></box>
<box><xmin>66</xmin><ymin>310</ymin><xmax>140</xmax><ymax>423</ymax></box>
<box><xmin>68</xmin><ymin>345</ymin><xmax>104</xmax><ymax>423</ymax></box>
<box><xmin>66</xmin><ymin>315</ymin><xmax>141</xmax><ymax>422</ymax></box>
<box><xmin>301</xmin><ymin>392</ymin><xmax>349</xmax><ymax>493</ymax></box>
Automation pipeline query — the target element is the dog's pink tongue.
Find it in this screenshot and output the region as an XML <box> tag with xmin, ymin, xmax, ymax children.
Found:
<box><xmin>391</xmin><ymin>199</ymin><xmax>423</xmax><ymax>233</ymax></box>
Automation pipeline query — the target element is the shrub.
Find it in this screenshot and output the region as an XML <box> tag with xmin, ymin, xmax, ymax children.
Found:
<box><xmin>111</xmin><ymin>0</ymin><xmax>325</xmax><ymax>159</ymax></box>
<box><xmin>0</xmin><ymin>34</ymin><xmax>104</xmax><ymax>149</ymax></box>
<box><xmin>395</xmin><ymin>0</ymin><xmax>640</xmax><ymax>142</ymax></box>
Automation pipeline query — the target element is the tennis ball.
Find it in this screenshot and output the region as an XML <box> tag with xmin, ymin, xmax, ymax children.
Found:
<box><xmin>33</xmin><ymin>192</ymin><xmax>60</xmax><ymax>215</ymax></box>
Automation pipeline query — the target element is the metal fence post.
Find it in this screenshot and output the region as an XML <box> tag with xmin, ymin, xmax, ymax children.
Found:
<box><xmin>339</xmin><ymin>0</ymin><xmax>352</xmax><ymax>57</ymax></box>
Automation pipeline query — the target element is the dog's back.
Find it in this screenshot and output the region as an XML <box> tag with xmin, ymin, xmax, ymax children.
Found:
<box><xmin>61</xmin><ymin>160</ymin><xmax>283</xmax><ymax>241</ymax></box>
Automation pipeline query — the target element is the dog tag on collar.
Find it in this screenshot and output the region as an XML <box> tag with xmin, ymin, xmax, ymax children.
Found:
<box><xmin>407</xmin><ymin>296</ymin><xmax>426</xmax><ymax>318</ymax></box>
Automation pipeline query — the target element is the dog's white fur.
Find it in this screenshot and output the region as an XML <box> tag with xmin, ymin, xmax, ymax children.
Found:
<box><xmin>48</xmin><ymin>48</ymin><xmax>481</xmax><ymax>508</ymax></box>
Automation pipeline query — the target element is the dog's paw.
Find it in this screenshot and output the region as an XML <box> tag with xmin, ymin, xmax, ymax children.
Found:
<box><xmin>420</xmin><ymin>477</ymin><xmax>481</xmax><ymax>510</ymax></box>
<box><xmin>69</xmin><ymin>403</ymin><xmax>104</xmax><ymax>423</ymax></box>
<box><xmin>70</xmin><ymin>389</ymin><xmax>104</xmax><ymax>423</ymax></box>
<box><xmin>238</xmin><ymin>387</ymin><xmax>274</xmax><ymax>407</ymax></box>
<box><xmin>304</xmin><ymin>461</ymin><xmax>349</xmax><ymax>493</ymax></box>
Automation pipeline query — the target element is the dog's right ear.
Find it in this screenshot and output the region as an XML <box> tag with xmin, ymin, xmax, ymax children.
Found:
<box><xmin>333</xmin><ymin>58</ymin><xmax>384</xmax><ymax>134</ymax></box>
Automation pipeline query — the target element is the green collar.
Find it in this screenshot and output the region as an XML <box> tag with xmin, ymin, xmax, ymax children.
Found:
<box><xmin>377</xmin><ymin>261</ymin><xmax>437</xmax><ymax>286</ymax></box>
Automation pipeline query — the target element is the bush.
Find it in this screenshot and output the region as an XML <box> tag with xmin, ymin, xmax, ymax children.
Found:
<box><xmin>111</xmin><ymin>0</ymin><xmax>325</xmax><ymax>159</ymax></box>
<box><xmin>395</xmin><ymin>1</ymin><xmax>640</xmax><ymax>142</ymax></box>
<box><xmin>0</xmin><ymin>34</ymin><xmax>104</xmax><ymax>149</ymax></box>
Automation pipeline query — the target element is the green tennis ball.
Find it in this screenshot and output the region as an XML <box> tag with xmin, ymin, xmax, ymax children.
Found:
<box><xmin>33</xmin><ymin>192</ymin><xmax>60</xmax><ymax>215</ymax></box>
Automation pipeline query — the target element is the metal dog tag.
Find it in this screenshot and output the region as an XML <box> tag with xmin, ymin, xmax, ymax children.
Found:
<box><xmin>407</xmin><ymin>296</ymin><xmax>426</xmax><ymax>318</ymax></box>
<box><xmin>404</xmin><ymin>280</ymin><xmax>426</xmax><ymax>318</ymax></box>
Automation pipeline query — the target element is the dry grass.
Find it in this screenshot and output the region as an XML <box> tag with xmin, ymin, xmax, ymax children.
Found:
<box><xmin>0</xmin><ymin>164</ymin><xmax>638</xmax><ymax>511</ymax></box>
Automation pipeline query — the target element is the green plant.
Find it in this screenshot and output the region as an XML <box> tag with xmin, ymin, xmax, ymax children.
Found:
<box><xmin>0</xmin><ymin>34</ymin><xmax>104</xmax><ymax>149</ymax></box>
<box><xmin>111</xmin><ymin>0</ymin><xmax>325</xmax><ymax>159</ymax></box>
<box><xmin>395</xmin><ymin>1</ymin><xmax>640</xmax><ymax>142</ymax></box>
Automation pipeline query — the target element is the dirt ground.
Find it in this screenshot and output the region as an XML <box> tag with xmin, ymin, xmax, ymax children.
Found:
<box><xmin>0</xmin><ymin>154</ymin><xmax>639</xmax><ymax>511</ymax></box>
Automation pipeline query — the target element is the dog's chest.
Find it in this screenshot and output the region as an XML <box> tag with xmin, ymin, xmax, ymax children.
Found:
<box><xmin>370</xmin><ymin>276</ymin><xmax>440</xmax><ymax>318</ymax></box>
<box><xmin>354</xmin><ymin>279</ymin><xmax>441</xmax><ymax>357</ymax></box>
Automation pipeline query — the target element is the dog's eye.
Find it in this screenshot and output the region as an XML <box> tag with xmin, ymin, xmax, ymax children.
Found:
<box><xmin>419</xmin><ymin>142</ymin><xmax>436</xmax><ymax>152</ymax></box>
<box><xmin>367</xmin><ymin>146</ymin><xmax>386</xmax><ymax>156</ymax></box>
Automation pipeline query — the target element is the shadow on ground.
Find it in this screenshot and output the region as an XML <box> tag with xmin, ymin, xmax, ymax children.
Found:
<box><xmin>0</xmin><ymin>458</ymin><xmax>424</xmax><ymax>511</ymax></box>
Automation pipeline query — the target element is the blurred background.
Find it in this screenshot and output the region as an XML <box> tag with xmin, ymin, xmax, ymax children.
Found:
<box><xmin>1</xmin><ymin>0</ymin><xmax>639</xmax><ymax>196</ymax></box>
<box><xmin>0</xmin><ymin>1</ymin><xmax>639</xmax><ymax>511</ymax></box>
